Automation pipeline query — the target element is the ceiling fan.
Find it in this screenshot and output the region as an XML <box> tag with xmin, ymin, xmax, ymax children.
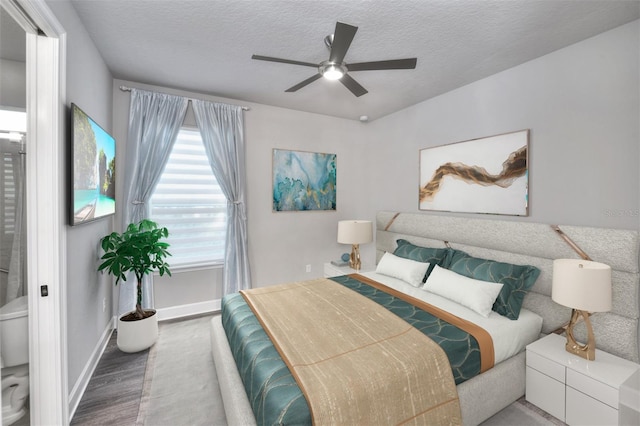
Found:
<box><xmin>251</xmin><ymin>22</ymin><xmax>418</xmax><ymax>97</ymax></box>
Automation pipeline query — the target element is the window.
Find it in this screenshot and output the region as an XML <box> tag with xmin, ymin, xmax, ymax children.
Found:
<box><xmin>150</xmin><ymin>128</ymin><xmax>227</xmax><ymax>269</ymax></box>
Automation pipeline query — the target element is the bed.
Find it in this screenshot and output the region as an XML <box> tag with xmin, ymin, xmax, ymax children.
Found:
<box><xmin>210</xmin><ymin>211</ymin><xmax>640</xmax><ymax>425</ymax></box>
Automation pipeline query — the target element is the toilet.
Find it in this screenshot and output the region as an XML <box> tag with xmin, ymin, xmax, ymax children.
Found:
<box><xmin>1</xmin><ymin>295</ymin><xmax>29</xmax><ymax>425</ymax></box>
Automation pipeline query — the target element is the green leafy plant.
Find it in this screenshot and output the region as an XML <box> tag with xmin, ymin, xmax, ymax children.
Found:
<box><xmin>98</xmin><ymin>219</ymin><xmax>172</xmax><ymax>320</ymax></box>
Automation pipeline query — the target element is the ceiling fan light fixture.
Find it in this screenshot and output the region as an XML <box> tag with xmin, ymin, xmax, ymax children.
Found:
<box><xmin>320</xmin><ymin>61</ymin><xmax>346</xmax><ymax>80</ymax></box>
<box><xmin>323</xmin><ymin>66</ymin><xmax>344</xmax><ymax>80</ymax></box>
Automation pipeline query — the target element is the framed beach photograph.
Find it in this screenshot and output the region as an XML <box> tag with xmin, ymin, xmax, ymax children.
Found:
<box><xmin>419</xmin><ymin>129</ymin><xmax>529</xmax><ymax>216</ymax></box>
<box><xmin>69</xmin><ymin>103</ymin><xmax>116</xmax><ymax>226</ymax></box>
<box><xmin>272</xmin><ymin>149</ymin><xmax>336</xmax><ymax>212</ymax></box>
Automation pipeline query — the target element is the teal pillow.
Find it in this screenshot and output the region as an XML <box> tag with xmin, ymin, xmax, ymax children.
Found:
<box><xmin>392</xmin><ymin>239</ymin><xmax>451</xmax><ymax>282</ymax></box>
<box><xmin>448</xmin><ymin>250</ymin><xmax>540</xmax><ymax>320</ymax></box>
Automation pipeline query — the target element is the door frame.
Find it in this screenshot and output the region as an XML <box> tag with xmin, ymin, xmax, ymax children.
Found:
<box><xmin>1</xmin><ymin>0</ymin><xmax>68</xmax><ymax>424</ymax></box>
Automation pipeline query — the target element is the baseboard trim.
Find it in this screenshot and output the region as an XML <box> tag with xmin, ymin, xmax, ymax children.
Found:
<box><xmin>156</xmin><ymin>299</ymin><xmax>221</xmax><ymax>321</ymax></box>
<box><xmin>68</xmin><ymin>316</ymin><xmax>116</xmax><ymax>420</ymax></box>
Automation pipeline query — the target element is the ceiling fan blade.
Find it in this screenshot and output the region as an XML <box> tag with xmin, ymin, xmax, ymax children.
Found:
<box><xmin>329</xmin><ymin>22</ymin><xmax>358</xmax><ymax>64</ymax></box>
<box><xmin>348</xmin><ymin>58</ymin><xmax>417</xmax><ymax>71</ymax></box>
<box><xmin>285</xmin><ymin>74</ymin><xmax>323</xmax><ymax>92</ymax></box>
<box><xmin>340</xmin><ymin>74</ymin><xmax>368</xmax><ymax>97</ymax></box>
<box><xmin>252</xmin><ymin>54</ymin><xmax>317</xmax><ymax>68</ymax></box>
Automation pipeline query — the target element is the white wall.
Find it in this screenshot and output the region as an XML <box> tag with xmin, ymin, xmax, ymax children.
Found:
<box><xmin>365</xmin><ymin>20</ymin><xmax>639</xmax><ymax>232</ymax></box>
<box><xmin>243</xmin><ymin>103</ymin><xmax>370</xmax><ymax>286</ymax></box>
<box><xmin>0</xmin><ymin>59</ymin><xmax>26</xmax><ymax>108</ymax></box>
<box><xmin>46</xmin><ymin>0</ymin><xmax>115</xmax><ymax>396</ymax></box>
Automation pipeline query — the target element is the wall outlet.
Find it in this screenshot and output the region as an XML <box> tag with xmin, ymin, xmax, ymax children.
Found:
<box><xmin>305</xmin><ymin>264</ymin><xmax>312</xmax><ymax>273</ymax></box>
<box><xmin>102</xmin><ymin>297</ymin><xmax>106</xmax><ymax>312</ymax></box>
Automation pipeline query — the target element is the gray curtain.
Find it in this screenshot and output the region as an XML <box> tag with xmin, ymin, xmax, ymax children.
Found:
<box><xmin>120</xmin><ymin>89</ymin><xmax>188</xmax><ymax>315</ymax></box>
<box><xmin>192</xmin><ymin>100</ymin><xmax>251</xmax><ymax>294</ymax></box>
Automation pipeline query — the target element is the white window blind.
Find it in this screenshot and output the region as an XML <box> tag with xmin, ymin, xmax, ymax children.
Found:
<box><xmin>2</xmin><ymin>153</ymin><xmax>16</xmax><ymax>236</ymax></box>
<box><xmin>0</xmin><ymin>152</ymin><xmax>16</xmax><ymax>268</ymax></box>
<box><xmin>150</xmin><ymin>128</ymin><xmax>227</xmax><ymax>269</ymax></box>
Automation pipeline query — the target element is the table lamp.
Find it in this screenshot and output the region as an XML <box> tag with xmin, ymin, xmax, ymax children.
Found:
<box><xmin>551</xmin><ymin>259</ymin><xmax>612</xmax><ymax>360</ymax></box>
<box><xmin>337</xmin><ymin>220</ymin><xmax>373</xmax><ymax>271</ymax></box>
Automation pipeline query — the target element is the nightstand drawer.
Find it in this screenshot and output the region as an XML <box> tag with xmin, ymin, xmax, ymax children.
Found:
<box><xmin>566</xmin><ymin>386</ymin><xmax>617</xmax><ymax>425</ymax></box>
<box><xmin>527</xmin><ymin>350</ymin><xmax>565</xmax><ymax>382</ymax></box>
<box><xmin>526</xmin><ymin>366</ymin><xmax>565</xmax><ymax>421</ymax></box>
<box><xmin>566</xmin><ymin>369</ymin><xmax>617</xmax><ymax>408</ymax></box>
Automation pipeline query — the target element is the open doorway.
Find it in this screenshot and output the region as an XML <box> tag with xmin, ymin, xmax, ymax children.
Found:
<box><xmin>0</xmin><ymin>0</ymin><xmax>67</xmax><ymax>424</ymax></box>
<box><xmin>0</xmin><ymin>7</ymin><xmax>29</xmax><ymax>425</ymax></box>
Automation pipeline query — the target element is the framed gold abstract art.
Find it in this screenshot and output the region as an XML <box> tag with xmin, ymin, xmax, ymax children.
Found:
<box><xmin>419</xmin><ymin>130</ymin><xmax>529</xmax><ymax>216</ymax></box>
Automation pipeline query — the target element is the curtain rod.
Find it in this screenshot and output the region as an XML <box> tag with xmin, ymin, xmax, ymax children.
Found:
<box><xmin>118</xmin><ymin>85</ymin><xmax>250</xmax><ymax>111</ymax></box>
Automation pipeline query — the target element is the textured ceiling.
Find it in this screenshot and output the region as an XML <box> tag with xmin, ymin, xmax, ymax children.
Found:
<box><xmin>59</xmin><ymin>1</ymin><xmax>640</xmax><ymax>120</ymax></box>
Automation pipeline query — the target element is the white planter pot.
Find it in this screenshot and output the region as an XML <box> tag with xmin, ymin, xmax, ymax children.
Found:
<box><xmin>116</xmin><ymin>309</ymin><xmax>158</xmax><ymax>353</ymax></box>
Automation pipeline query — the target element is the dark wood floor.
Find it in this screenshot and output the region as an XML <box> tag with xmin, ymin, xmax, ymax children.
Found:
<box><xmin>71</xmin><ymin>331</ymin><xmax>150</xmax><ymax>425</ymax></box>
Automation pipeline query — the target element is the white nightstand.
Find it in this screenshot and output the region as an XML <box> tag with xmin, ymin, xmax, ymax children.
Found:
<box><xmin>526</xmin><ymin>333</ymin><xmax>640</xmax><ymax>425</ymax></box>
<box><xmin>620</xmin><ymin>369</ymin><xmax>640</xmax><ymax>425</ymax></box>
<box><xmin>323</xmin><ymin>262</ymin><xmax>373</xmax><ymax>278</ymax></box>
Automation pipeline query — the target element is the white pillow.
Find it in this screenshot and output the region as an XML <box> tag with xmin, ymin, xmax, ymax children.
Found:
<box><xmin>376</xmin><ymin>252</ymin><xmax>430</xmax><ymax>287</ymax></box>
<box><xmin>423</xmin><ymin>265</ymin><xmax>504</xmax><ymax>317</ymax></box>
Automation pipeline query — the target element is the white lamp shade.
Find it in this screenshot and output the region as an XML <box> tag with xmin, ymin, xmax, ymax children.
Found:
<box><xmin>552</xmin><ymin>259</ymin><xmax>612</xmax><ymax>312</ymax></box>
<box><xmin>337</xmin><ymin>220</ymin><xmax>373</xmax><ymax>245</ymax></box>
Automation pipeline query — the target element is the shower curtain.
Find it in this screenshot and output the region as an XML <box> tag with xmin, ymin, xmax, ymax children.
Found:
<box><xmin>5</xmin><ymin>148</ymin><xmax>26</xmax><ymax>303</ymax></box>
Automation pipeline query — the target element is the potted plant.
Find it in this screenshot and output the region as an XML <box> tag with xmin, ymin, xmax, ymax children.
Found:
<box><xmin>98</xmin><ymin>219</ymin><xmax>172</xmax><ymax>352</ymax></box>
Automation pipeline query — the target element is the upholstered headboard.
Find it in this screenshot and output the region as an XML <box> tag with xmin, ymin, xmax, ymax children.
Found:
<box><xmin>376</xmin><ymin>211</ymin><xmax>640</xmax><ymax>363</ymax></box>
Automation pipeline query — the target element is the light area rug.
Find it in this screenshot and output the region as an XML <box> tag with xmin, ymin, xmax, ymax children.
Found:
<box><xmin>137</xmin><ymin>315</ymin><xmax>227</xmax><ymax>426</ymax></box>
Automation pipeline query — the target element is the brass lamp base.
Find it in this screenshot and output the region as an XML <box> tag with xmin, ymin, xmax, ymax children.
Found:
<box><xmin>565</xmin><ymin>309</ymin><xmax>596</xmax><ymax>360</ymax></box>
<box><xmin>349</xmin><ymin>244</ymin><xmax>361</xmax><ymax>271</ymax></box>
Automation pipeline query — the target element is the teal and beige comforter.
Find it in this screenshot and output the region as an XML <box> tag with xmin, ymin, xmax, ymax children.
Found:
<box><xmin>221</xmin><ymin>274</ymin><xmax>493</xmax><ymax>426</ymax></box>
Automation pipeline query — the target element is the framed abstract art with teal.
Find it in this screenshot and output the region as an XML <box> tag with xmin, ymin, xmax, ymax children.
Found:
<box><xmin>272</xmin><ymin>149</ymin><xmax>336</xmax><ymax>212</ymax></box>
